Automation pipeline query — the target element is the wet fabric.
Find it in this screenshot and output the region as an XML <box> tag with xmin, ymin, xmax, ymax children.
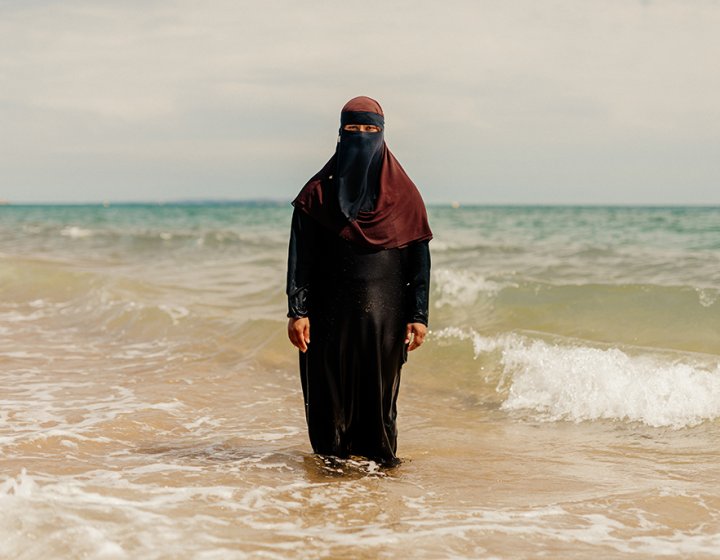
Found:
<box><xmin>287</xmin><ymin>209</ymin><xmax>430</xmax><ymax>464</ymax></box>
<box><xmin>287</xmin><ymin>209</ymin><xmax>430</xmax><ymax>324</ymax></box>
<box><xmin>293</xmin><ymin>96</ymin><xmax>432</xmax><ymax>250</ymax></box>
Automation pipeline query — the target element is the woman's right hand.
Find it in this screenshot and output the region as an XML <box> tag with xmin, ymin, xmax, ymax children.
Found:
<box><xmin>287</xmin><ymin>317</ymin><xmax>311</xmax><ymax>353</ymax></box>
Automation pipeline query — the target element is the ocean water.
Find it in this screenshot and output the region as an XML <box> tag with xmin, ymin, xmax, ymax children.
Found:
<box><xmin>1</xmin><ymin>203</ymin><xmax>719</xmax><ymax>559</ymax></box>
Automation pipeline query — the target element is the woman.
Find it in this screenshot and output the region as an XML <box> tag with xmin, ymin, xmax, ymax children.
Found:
<box><xmin>286</xmin><ymin>96</ymin><xmax>431</xmax><ymax>466</ymax></box>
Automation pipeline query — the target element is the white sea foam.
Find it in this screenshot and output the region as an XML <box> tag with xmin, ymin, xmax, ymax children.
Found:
<box><xmin>433</xmin><ymin>326</ymin><xmax>505</xmax><ymax>356</ymax></box>
<box><xmin>60</xmin><ymin>225</ymin><xmax>94</xmax><ymax>238</ymax></box>
<box><xmin>128</xmin><ymin>463</ymin><xmax>204</xmax><ymax>474</ymax></box>
<box><xmin>0</xmin><ymin>379</ymin><xmax>184</xmax><ymax>448</ymax></box>
<box><xmin>696</xmin><ymin>287</ymin><xmax>719</xmax><ymax>308</ymax></box>
<box><xmin>500</xmin><ymin>339</ymin><xmax>720</xmax><ymax>428</ymax></box>
<box><xmin>244</xmin><ymin>427</ymin><xmax>302</xmax><ymax>441</ymax></box>
<box><xmin>0</xmin><ymin>468</ymin><xmax>38</xmax><ymax>497</ymax></box>
<box><xmin>0</xmin><ymin>470</ymin><xmax>239</xmax><ymax>559</ymax></box>
<box><xmin>433</xmin><ymin>328</ymin><xmax>720</xmax><ymax>428</ymax></box>
<box><xmin>0</xmin><ymin>309</ymin><xmax>49</xmax><ymax>322</ymax></box>
<box><xmin>2</xmin><ymin>469</ymin><xmax>720</xmax><ymax>559</ymax></box>
<box><xmin>182</xmin><ymin>416</ymin><xmax>216</xmax><ymax>430</ymax></box>
<box><xmin>433</xmin><ymin>269</ymin><xmax>505</xmax><ymax>308</ymax></box>
<box><xmin>158</xmin><ymin>304</ymin><xmax>190</xmax><ymax>323</ymax></box>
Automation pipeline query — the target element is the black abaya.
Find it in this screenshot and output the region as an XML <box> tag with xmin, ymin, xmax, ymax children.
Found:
<box><xmin>287</xmin><ymin>208</ymin><xmax>430</xmax><ymax>465</ymax></box>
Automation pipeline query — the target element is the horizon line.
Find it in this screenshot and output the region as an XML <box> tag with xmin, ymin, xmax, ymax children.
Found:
<box><xmin>1</xmin><ymin>198</ymin><xmax>719</xmax><ymax>209</ymax></box>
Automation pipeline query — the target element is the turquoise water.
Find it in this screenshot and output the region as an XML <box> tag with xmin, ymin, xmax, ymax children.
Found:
<box><xmin>1</xmin><ymin>203</ymin><xmax>719</xmax><ymax>558</ymax></box>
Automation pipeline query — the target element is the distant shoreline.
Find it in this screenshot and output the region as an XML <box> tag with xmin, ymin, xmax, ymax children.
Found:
<box><xmin>1</xmin><ymin>200</ymin><xmax>718</xmax><ymax>209</ymax></box>
<box><xmin>0</xmin><ymin>200</ymin><xmax>720</xmax><ymax>212</ymax></box>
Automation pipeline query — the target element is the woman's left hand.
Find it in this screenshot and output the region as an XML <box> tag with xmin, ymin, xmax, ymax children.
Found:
<box><xmin>405</xmin><ymin>323</ymin><xmax>427</xmax><ymax>351</ymax></box>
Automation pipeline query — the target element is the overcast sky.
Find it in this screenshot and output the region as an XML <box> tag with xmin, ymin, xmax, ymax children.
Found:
<box><xmin>1</xmin><ymin>0</ymin><xmax>718</xmax><ymax>204</ymax></box>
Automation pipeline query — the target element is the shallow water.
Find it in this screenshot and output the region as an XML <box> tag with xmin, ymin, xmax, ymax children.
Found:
<box><xmin>1</xmin><ymin>203</ymin><xmax>719</xmax><ymax>558</ymax></box>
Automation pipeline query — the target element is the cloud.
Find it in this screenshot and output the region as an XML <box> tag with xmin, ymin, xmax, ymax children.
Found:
<box><xmin>1</xmin><ymin>0</ymin><xmax>719</xmax><ymax>203</ymax></box>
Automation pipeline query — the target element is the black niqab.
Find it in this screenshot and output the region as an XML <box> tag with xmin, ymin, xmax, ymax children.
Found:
<box><xmin>336</xmin><ymin>110</ymin><xmax>385</xmax><ymax>220</ymax></box>
<box><xmin>294</xmin><ymin>95</ymin><xmax>432</xmax><ymax>250</ymax></box>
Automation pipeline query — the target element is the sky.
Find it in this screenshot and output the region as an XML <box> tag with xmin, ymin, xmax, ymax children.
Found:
<box><xmin>1</xmin><ymin>0</ymin><xmax>718</xmax><ymax>204</ymax></box>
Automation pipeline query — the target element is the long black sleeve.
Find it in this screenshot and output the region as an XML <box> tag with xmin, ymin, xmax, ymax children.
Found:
<box><xmin>405</xmin><ymin>240</ymin><xmax>431</xmax><ymax>326</ymax></box>
<box><xmin>286</xmin><ymin>208</ymin><xmax>316</xmax><ymax>318</ymax></box>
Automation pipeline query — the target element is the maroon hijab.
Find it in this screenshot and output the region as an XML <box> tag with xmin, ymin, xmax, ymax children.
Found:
<box><xmin>293</xmin><ymin>96</ymin><xmax>432</xmax><ymax>250</ymax></box>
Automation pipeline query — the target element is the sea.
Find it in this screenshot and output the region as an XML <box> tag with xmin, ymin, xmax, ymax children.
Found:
<box><xmin>1</xmin><ymin>202</ymin><xmax>719</xmax><ymax>559</ymax></box>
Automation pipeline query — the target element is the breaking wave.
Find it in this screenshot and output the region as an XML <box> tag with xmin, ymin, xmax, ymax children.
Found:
<box><xmin>434</xmin><ymin>328</ymin><xmax>720</xmax><ymax>428</ymax></box>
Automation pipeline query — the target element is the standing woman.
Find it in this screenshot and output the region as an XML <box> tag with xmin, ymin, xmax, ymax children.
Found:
<box><xmin>286</xmin><ymin>96</ymin><xmax>432</xmax><ymax>467</ymax></box>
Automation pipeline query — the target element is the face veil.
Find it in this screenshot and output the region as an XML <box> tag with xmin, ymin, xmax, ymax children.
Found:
<box><xmin>336</xmin><ymin>110</ymin><xmax>385</xmax><ymax>220</ymax></box>
<box><xmin>293</xmin><ymin>96</ymin><xmax>432</xmax><ymax>250</ymax></box>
